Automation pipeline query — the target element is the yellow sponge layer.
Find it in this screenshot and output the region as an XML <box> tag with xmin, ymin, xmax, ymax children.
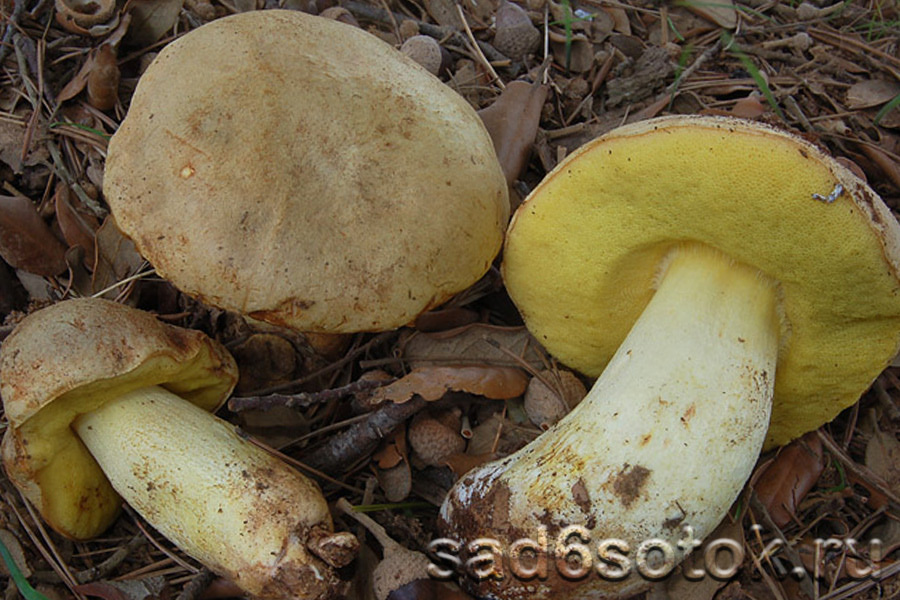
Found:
<box><xmin>503</xmin><ymin>116</ymin><xmax>900</xmax><ymax>448</ymax></box>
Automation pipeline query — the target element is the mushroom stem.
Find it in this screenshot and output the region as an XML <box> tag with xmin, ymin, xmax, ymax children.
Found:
<box><xmin>73</xmin><ymin>385</ymin><xmax>356</xmax><ymax>600</ymax></box>
<box><xmin>439</xmin><ymin>244</ymin><xmax>781</xmax><ymax>598</ymax></box>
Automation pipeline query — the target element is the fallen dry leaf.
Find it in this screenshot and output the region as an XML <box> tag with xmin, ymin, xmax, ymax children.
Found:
<box><xmin>730</xmin><ymin>94</ymin><xmax>767</xmax><ymax>119</ymax></box>
<box><xmin>0</xmin><ymin>115</ymin><xmax>48</xmax><ymax>174</ymax></box>
<box><xmin>466</xmin><ymin>412</ymin><xmax>535</xmax><ymax>456</ymax></box>
<box><xmin>74</xmin><ymin>577</ymin><xmax>168</xmax><ymax>600</ymax></box>
<box><xmin>753</xmin><ymin>431</ymin><xmax>825</xmax><ymax>528</ymax></box>
<box><xmin>126</xmin><ymin>0</ymin><xmax>185</xmax><ymax>46</ymax></box>
<box><xmin>231</xmin><ymin>333</ymin><xmax>299</xmax><ymax>394</ymax></box>
<box><xmin>601</xmin><ymin>6</ymin><xmax>630</xmax><ymax>35</ymax></box>
<box><xmin>422</xmin><ymin>0</ymin><xmax>464</xmax><ymax>29</ymax></box>
<box><xmin>443</xmin><ymin>451</ymin><xmax>496</xmax><ymax>477</ymax></box>
<box><xmin>865</xmin><ymin>421</ymin><xmax>900</xmax><ymax>495</ymax></box>
<box><xmin>371</xmin><ymin>365</ymin><xmax>529</xmax><ymax>404</ymax></box>
<box><xmin>846</xmin><ymin>79</ymin><xmax>900</xmax><ymax>109</ymax></box>
<box><xmin>795</xmin><ymin>534</ymin><xmax>887</xmax><ymax>583</ymax></box>
<box><xmin>374</xmin><ymin>428</ymin><xmax>408</xmax><ymax>470</ymax></box>
<box><xmin>859</xmin><ymin>143</ymin><xmax>900</xmax><ymax>190</ymax></box>
<box><xmin>234</xmin><ymin>405</ymin><xmax>309</xmax><ymax>449</ymax></box>
<box><xmin>54</xmin><ymin>183</ymin><xmax>98</xmax><ymax>261</ymax></box>
<box><xmin>665</xmin><ymin>518</ymin><xmax>744</xmax><ymax>600</ymax></box>
<box><xmin>0</xmin><ymin>195</ymin><xmax>68</xmax><ymax>276</ymax></box>
<box><xmin>682</xmin><ymin>0</ymin><xmax>737</xmax><ymax>28</ymax></box>
<box><xmin>401</xmin><ymin>323</ymin><xmax>547</xmax><ymax>370</ymax></box>
<box><xmin>549</xmin><ymin>32</ymin><xmax>594</xmax><ymax>73</ymax></box>
<box><xmin>91</xmin><ymin>216</ymin><xmax>144</xmax><ymax>297</ymax></box>
<box><xmin>57</xmin><ymin>55</ymin><xmax>93</xmax><ymax>104</ymax></box>
<box><xmin>478</xmin><ymin>79</ymin><xmax>549</xmax><ymax>188</ymax></box>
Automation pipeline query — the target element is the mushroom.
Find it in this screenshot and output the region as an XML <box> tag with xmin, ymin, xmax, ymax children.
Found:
<box><xmin>437</xmin><ymin>116</ymin><xmax>900</xmax><ymax>598</ymax></box>
<box><xmin>0</xmin><ymin>298</ymin><xmax>357</xmax><ymax>600</ymax></box>
<box><xmin>103</xmin><ymin>9</ymin><xmax>509</xmax><ymax>335</ymax></box>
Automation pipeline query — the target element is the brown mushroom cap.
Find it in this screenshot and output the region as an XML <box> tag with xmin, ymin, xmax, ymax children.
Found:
<box><xmin>0</xmin><ymin>298</ymin><xmax>238</xmax><ymax>539</ymax></box>
<box><xmin>104</xmin><ymin>9</ymin><xmax>509</xmax><ymax>334</ymax></box>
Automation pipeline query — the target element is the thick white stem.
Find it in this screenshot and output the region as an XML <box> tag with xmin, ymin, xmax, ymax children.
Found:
<box><xmin>74</xmin><ymin>386</ymin><xmax>355</xmax><ymax>600</ymax></box>
<box><xmin>439</xmin><ymin>245</ymin><xmax>780</xmax><ymax>598</ymax></box>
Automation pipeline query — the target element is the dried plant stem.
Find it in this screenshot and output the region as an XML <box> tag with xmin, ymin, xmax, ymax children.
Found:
<box><xmin>818</xmin><ymin>559</ymin><xmax>900</xmax><ymax>600</ymax></box>
<box><xmin>125</xmin><ymin>506</ymin><xmax>199</xmax><ymax>575</ymax></box>
<box><xmin>456</xmin><ymin>4</ymin><xmax>504</xmax><ymax>91</ymax></box>
<box><xmin>175</xmin><ymin>569</ymin><xmax>214</xmax><ymax>600</ymax></box>
<box><xmin>246</xmin><ymin>437</ymin><xmax>365</xmax><ymax>494</ymax></box>
<box><xmin>90</xmin><ymin>266</ymin><xmax>155</xmax><ymax>299</ymax></box>
<box><xmin>336</xmin><ymin>498</ymin><xmax>397</xmax><ymax>550</ymax></box>
<box><xmin>301</xmin><ymin>396</ymin><xmax>427</xmax><ymax>473</ymax></box>
<box><xmin>227</xmin><ymin>377</ymin><xmax>392</xmax><ymax>413</ymax></box>
<box><xmin>341</xmin><ymin>0</ymin><xmax>508</xmax><ymax>63</ymax></box>
<box><xmin>0</xmin><ymin>0</ymin><xmax>27</xmax><ymax>73</ymax></box>
<box><xmin>817</xmin><ymin>430</ymin><xmax>900</xmax><ymax>507</ymax></box>
<box><xmin>7</xmin><ymin>491</ymin><xmax>82</xmax><ymax>597</ymax></box>
<box><xmin>74</xmin><ymin>534</ymin><xmax>146</xmax><ymax>584</ymax></box>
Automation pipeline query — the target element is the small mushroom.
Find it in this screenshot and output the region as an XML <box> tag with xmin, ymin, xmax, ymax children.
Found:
<box><xmin>1</xmin><ymin>299</ymin><xmax>357</xmax><ymax>600</ymax></box>
<box><xmin>439</xmin><ymin>116</ymin><xmax>900</xmax><ymax>598</ymax></box>
<box><xmin>337</xmin><ymin>498</ymin><xmax>467</xmax><ymax>600</ymax></box>
<box><xmin>103</xmin><ymin>10</ymin><xmax>509</xmax><ymax>336</ymax></box>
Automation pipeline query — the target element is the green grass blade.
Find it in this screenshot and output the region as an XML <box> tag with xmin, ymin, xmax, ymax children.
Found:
<box><xmin>723</xmin><ymin>32</ymin><xmax>785</xmax><ymax>121</ymax></box>
<box><xmin>874</xmin><ymin>93</ymin><xmax>900</xmax><ymax>126</ymax></box>
<box><xmin>668</xmin><ymin>43</ymin><xmax>694</xmax><ymax>110</ymax></box>
<box><xmin>49</xmin><ymin>121</ymin><xmax>112</xmax><ymax>140</ymax></box>
<box><xmin>0</xmin><ymin>535</ymin><xmax>52</xmax><ymax>600</ymax></box>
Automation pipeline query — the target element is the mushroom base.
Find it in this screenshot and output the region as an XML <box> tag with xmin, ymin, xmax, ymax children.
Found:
<box><xmin>74</xmin><ymin>385</ymin><xmax>357</xmax><ymax>600</ymax></box>
<box><xmin>439</xmin><ymin>245</ymin><xmax>780</xmax><ymax>599</ymax></box>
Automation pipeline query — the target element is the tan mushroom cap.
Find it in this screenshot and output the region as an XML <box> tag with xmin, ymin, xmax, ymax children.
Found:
<box><xmin>0</xmin><ymin>298</ymin><xmax>238</xmax><ymax>539</ymax></box>
<box><xmin>103</xmin><ymin>9</ymin><xmax>509</xmax><ymax>334</ymax></box>
<box><xmin>503</xmin><ymin>115</ymin><xmax>900</xmax><ymax>448</ymax></box>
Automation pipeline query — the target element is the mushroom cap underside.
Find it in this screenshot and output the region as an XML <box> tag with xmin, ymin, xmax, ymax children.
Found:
<box><xmin>0</xmin><ymin>298</ymin><xmax>238</xmax><ymax>539</ymax></box>
<box><xmin>502</xmin><ymin>115</ymin><xmax>900</xmax><ymax>448</ymax></box>
<box><xmin>103</xmin><ymin>9</ymin><xmax>509</xmax><ymax>334</ymax></box>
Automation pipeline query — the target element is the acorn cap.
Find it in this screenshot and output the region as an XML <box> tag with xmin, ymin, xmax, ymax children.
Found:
<box><xmin>104</xmin><ymin>10</ymin><xmax>508</xmax><ymax>334</ymax></box>
<box><xmin>503</xmin><ymin>115</ymin><xmax>900</xmax><ymax>448</ymax></box>
<box><xmin>0</xmin><ymin>298</ymin><xmax>238</xmax><ymax>539</ymax></box>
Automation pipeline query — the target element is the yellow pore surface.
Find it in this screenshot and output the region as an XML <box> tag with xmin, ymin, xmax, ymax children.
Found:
<box><xmin>0</xmin><ymin>298</ymin><xmax>236</xmax><ymax>539</ymax></box>
<box><xmin>503</xmin><ymin>116</ymin><xmax>900</xmax><ymax>448</ymax></box>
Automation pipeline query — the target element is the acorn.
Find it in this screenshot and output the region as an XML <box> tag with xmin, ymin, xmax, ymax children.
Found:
<box><xmin>87</xmin><ymin>44</ymin><xmax>120</xmax><ymax>111</ymax></box>
<box><xmin>407</xmin><ymin>409</ymin><xmax>466</xmax><ymax>467</ymax></box>
<box><xmin>398</xmin><ymin>19</ymin><xmax>420</xmax><ymax>40</ymax></box>
<box><xmin>524</xmin><ymin>369</ymin><xmax>587</xmax><ymax>430</ymax></box>
<box><xmin>493</xmin><ymin>0</ymin><xmax>541</xmax><ymax>60</ymax></box>
<box><xmin>400</xmin><ymin>35</ymin><xmax>444</xmax><ymax>76</ymax></box>
<box><xmin>319</xmin><ymin>6</ymin><xmax>359</xmax><ymax>27</ymax></box>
